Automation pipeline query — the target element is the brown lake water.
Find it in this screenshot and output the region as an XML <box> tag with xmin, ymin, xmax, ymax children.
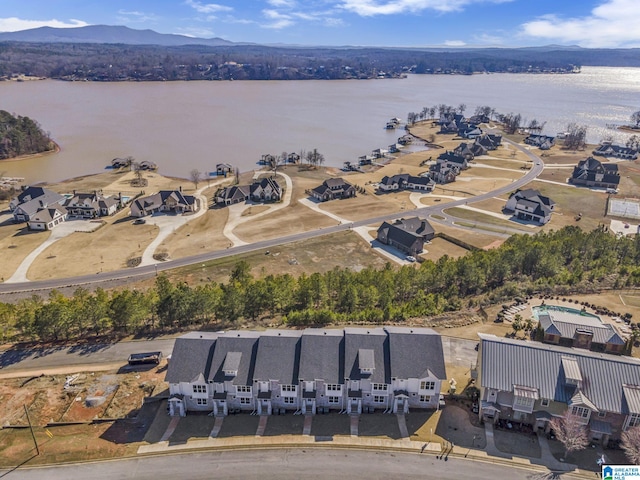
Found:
<box><xmin>1</xmin><ymin>66</ymin><xmax>639</xmax><ymax>184</ymax></box>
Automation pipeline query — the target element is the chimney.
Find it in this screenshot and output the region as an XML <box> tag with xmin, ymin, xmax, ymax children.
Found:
<box><xmin>179</xmin><ymin>185</ymin><xmax>182</xmax><ymax>192</ymax></box>
<box><xmin>39</xmin><ymin>200</ymin><xmax>44</xmax><ymax>207</ymax></box>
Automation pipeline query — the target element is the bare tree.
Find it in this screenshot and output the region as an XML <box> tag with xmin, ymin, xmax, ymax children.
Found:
<box><xmin>190</xmin><ymin>169</ymin><xmax>202</xmax><ymax>190</ymax></box>
<box><xmin>563</xmin><ymin>123</ymin><xmax>588</xmax><ymax>150</ymax></box>
<box><xmin>457</xmin><ymin>103</ymin><xmax>467</xmax><ymax>115</ymax></box>
<box><xmin>549</xmin><ymin>411</ymin><xmax>589</xmax><ymax>458</ymax></box>
<box><xmin>501</xmin><ymin>113</ymin><xmax>522</xmax><ymax>134</ymax></box>
<box><xmin>306</xmin><ymin>148</ymin><xmax>324</xmax><ymax>168</ymax></box>
<box><xmin>622</xmin><ymin>426</ymin><xmax>640</xmax><ymax>465</ymax></box>
<box><xmin>631</xmin><ymin>109</ymin><xmax>640</xmax><ymax>128</ymax></box>
<box><xmin>626</xmin><ymin>134</ymin><xmax>640</xmax><ymax>151</ymax></box>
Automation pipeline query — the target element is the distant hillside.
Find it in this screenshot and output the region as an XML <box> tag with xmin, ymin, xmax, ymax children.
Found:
<box><xmin>0</xmin><ymin>25</ymin><xmax>234</xmax><ymax>47</ymax></box>
<box><xmin>0</xmin><ymin>110</ymin><xmax>54</xmax><ymax>160</ymax></box>
<box><xmin>0</xmin><ymin>25</ymin><xmax>639</xmax><ymax>81</ymax></box>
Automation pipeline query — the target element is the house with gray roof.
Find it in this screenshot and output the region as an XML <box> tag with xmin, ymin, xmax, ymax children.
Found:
<box><xmin>310</xmin><ymin>178</ymin><xmax>356</xmax><ymax>202</ymax></box>
<box><xmin>377</xmin><ymin>174</ymin><xmax>434</xmax><ymax>193</ymax></box>
<box><xmin>377</xmin><ymin>217</ymin><xmax>435</xmax><ymax>256</ymax></box>
<box><xmin>477</xmin><ymin>334</ymin><xmax>640</xmax><ymax>446</ymax></box>
<box><xmin>166</xmin><ymin>327</ymin><xmax>446</xmax><ymax>417</ymax></box>
<box><xmin>536</xmin><ymin>307</ymin><xmax>626</xmax><ymax>354</ymax></box>
<box><xmin>298</xmin><ymin>329</ymin><xmax>345</xmax><ymax>414</ymax></box>
<box><xmin>64</xmin><ymin>190</ymin><xmax>120</xmax><ymax>218</ymax></box>
<box><xmin>27</xmin><ymin>204</ymin><xmax>68</xmax><ymax>231</ymax></box>
<box><xmin>504</xmin><ymin>189</ymin><xmax>555</xmax><ymax>225</ymax></box>
<box><xmin>130</xmin><ymin>189</ymin><xmax>198</xmax><ymax>218</ymax></box>
<box><xmin>593</xmin><ymin>142</ymin><xmax>638</xmax><ymax>160</ymax></box>
<box><xmin>524</xmin><ymin>134</ymin><xmax>556</xmax><ymax>150</ymax></box>
<box><xmin>10</xmin><ymin>186</ymin><xmax>66</xmax><ymax>223</ymax></box>
<box><xmin>215</xmin><ymin>177</ymin><xmax>282</xmax><ymax>206</ymax></box>
<box><xmin>570</xmin><ymin>157</ymin><xmax>620</xmax><ymax>190</ymax></box>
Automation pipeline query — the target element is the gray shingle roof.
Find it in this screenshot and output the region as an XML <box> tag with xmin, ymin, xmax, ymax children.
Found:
<box><xmin>208</xmin><ymin>331</ymin><xmax>260</xmax><ymax>385</ymax></box>
<box><xmin>253</xmin><ymin>330</ymin><xmax>301</xmax><ymax>384</ymax></box>
<box><xmin>165</xmin><ymin>332</ymin><xmax>218</xmax><ymax>383</ymax></box>
<box><xmin>298</xmin><ymin>329</ymin><xmax>344</xmax><ymax>384</ymax></box>
<box><xmin>539</xmin><ymin>313</ymin><xmax>624</xmax><ymax>345</ymax></box>
<box><xmin>385</xmin><ymin>327</ymin><xmax>446</xmax><ymax>380</ymax></box>
<box><xmin>344</xmin><ymin>328</ymin><xmax>389</xmax><ymax>383</ymax></box>
<box><xmin>479</xmin><ymin>334</ymin><xmax>640</xmax><ymax>415</ymax></box>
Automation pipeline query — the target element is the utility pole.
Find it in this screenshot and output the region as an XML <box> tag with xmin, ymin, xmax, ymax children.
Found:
<box><xmin>24</xmin><ymin>404</ymin><xmax>40</xmax><ymax>456</ymax></box>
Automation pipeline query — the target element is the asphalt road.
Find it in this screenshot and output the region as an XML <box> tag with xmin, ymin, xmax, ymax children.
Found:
<box><xmin>0</xmin><ymin>448</ymin><xmax>551</xmax><ymax>479</ymax></box>
<box><xmin>0</xmin><ymin>337</ymin><xmax>176</xmax><ymax>375</ymax></box>
<box><xmin>0</xmin><ymin>137</ymin><xmax>543</xmax><ymax>295</ymax></box>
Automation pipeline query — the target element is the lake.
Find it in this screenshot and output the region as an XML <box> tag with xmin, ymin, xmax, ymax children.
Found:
<box><xmin>1</xmin><ymin>66</ymin><xmax>639</xmax><ymax>184</ymax></box>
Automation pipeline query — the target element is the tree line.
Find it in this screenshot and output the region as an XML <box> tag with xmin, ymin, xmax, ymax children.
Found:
<box><xmin>0</xmin><ymin>110</ymin><xmax>54</xmax><ymax>159</ymax></box>
<box><xmin>1</xmin><ymin>226</ymin><xmax>640</xmax><ymax>344</ymax></box>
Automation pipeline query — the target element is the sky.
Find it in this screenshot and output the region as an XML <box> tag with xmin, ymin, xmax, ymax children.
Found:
<box><xmin>0</xmin><ymin>0</ymin><xmax>639</xmax><ymax>48</ymax></box>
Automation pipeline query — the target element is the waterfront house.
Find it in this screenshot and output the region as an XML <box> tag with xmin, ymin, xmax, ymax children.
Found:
<box><xmin>376</xmin><ymin>217</ymin><xmax>435</xmax><ymax>256</ymax></box>
<box><xmin>64</xmin><ymin>191</ymin><xmax>120</xmax><ymax>218</ymax></box>
<box><xmin>593</xmin><ymin>142</ymin><xmax>638</xmax><ymax>160</ymax></box>
<box><xmin>131</xmin><ymin>189</ymin><xmax>198</xmax><ymax>218</ymax></box>
<box><xmin>216</xmin><ymin>185</ymin><xmax>251</xmax><ymax>205</ymax></box>
<box><xmin>310</xmin><ymin>178</ymin><xmax>356</xmax><ymax>202</ymax></box>
<box><xmin>377</xmin><ymin>174</ymin><xmax>434</xmax><ymax>193</ymax></box>
<box><xmin>476</xmin><ymin>333</ymin><xmax>640</xmax><ymax>447</ymax></box>
<box><xmin>10</xmin><ymin>186</ymin><xmax>66</xmax><ymax>223</ymax></box>
<box><xmin>250</xmin><ymin>177</ymin><xmax>282</xmax><ymax>202</ymax></box>
<box><xmin>569</xmin><ymin>157</ymin><xmax>620</xmax><ymax>190</ymax></box>
<box><xmin>504</xmin><ymin>189</ymin><xmax>555</xmax><ymax>225</ymax></box>
<box><xmin>475</xmin><ymin>134</ymin><xmax>501</xmax><ymax>151</ymax></box>
<box><xmin>166</xmin><ymin>327</ymin><xmax>446</xmax><ymax>417</ymax></box>
<box><xmin>27</xmin><ymin>205</ymin><xmax>67</xmax><ymax>231</ymax></box>
<box><xmin>524</xmin><ymin>134</ymin><xmax>556</xmax><ymax>150</ymax></box>
<box><xmin>458</xmin><ymin>123</ymin><xmax>483</xmax><ymax>139</ymax></box>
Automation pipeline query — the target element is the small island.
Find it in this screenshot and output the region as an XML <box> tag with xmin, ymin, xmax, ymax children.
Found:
<box><xmin>0</xmin><ymin>109</ymin><xmax>55</xmax><ymax>160</ymax></box>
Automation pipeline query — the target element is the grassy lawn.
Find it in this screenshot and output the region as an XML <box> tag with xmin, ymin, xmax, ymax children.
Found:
<box><xmin>310</xmin><ymin>413</ymin><xmax>350</xmax><ymax>438</ymax></box>
<box><xmin>422</xmin><ymin>237</ymin><xmax>469</xmax><ymax>260</ymax></box>
<box><xmin>358</xmin><ymin>413</ymin><xmax>402</xmax><ymax>439</ymax></box>
<box><xmin>263</xmin><ymin>413</ymin><xmax>304</xmax><ymax>436</ymax></box>
<box><xmin>432</xmin><ymin>223</ymin><xmax>505</xmax><ymax>250</ymax></box>
<box><xmin>444</xmin><ymin>206</ymin><xmax>533</xmax><ymax>232</ymax></box>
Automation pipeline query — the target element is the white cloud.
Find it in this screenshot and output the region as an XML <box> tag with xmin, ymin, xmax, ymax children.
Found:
<box><xmin>444</xmin><ymin>39</ymin><xmax>466</xmax><ymax>46</ymax></box>
<box><xmin>261</xmin><ymin>9</ymin><xmax>295</xmax><ymax>29</ymax></box>
<box><xmin>338</xmin><ymin>0</ymin><xmax>510</xmax><ymax>16</ymax></box>
<box><xmin>0</xmin><ymin>17</ymin><xmax>89</xmax><ymax>32</ymax></box>
<box><xmin>116</xmin><ymin>10</ymin><xmax>159</xmax><ymax>24</ymax></box>
<box><xmin>267</xmin><ymin>0</ymin><xmax>296</xmax><ymax>6</ymax></box>
<box><xmin>185</xmin><ymin>0</ymin><xmax>233</xmax><ymax>14</ymax></box>
<box><xmin>521</xmin><ymin>0</ymin><xmax>640</xmax><ymax>47</ymax></box>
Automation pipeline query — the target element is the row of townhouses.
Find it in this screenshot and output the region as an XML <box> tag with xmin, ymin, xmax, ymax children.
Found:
<box><xmin>477</xmin><ymin>333</ymin><xmax>640</xmax><ymax>447</ymax></box>
<box><xmin>166</xmin><ymin>327</ymin><xmax>446</xmax><ymax>417</ymax></box>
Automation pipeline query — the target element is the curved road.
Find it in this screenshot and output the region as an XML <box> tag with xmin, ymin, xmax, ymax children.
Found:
<box><xmin>0</xmin><ymin>448</ymin><xmax>555</xmax><ymax>479</ymax></box>
<box><xmin>0</xmin><ymin>138</ymin><xmax>543</xmax><ymax>294</ymax></box>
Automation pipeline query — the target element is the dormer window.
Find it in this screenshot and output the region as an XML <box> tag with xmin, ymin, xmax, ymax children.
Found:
<box><xmin>358</xmin><ymin>348</ymin><xmax>375</xmax><ymax>375</ymax></box>
<box><xmin>223</xmin><ymin>351</ymin><xmax>241</xmax><ymax>377</ymax></box>
<box><xmin>561</xmin><ymin>356</ymin><xmax>582</xmax><ymax>388</ymax></box>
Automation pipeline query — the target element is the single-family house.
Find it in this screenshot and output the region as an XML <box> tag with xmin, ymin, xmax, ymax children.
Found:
<box><xmin>436</xmin><ymin>151</ymin><xmax>469</xmax><ymax>172</ymax></box>
<box><xmin>166</xmin><ymin>327</ymin><xmax>446</xmax><ymax>418</ymax></box>
<box><xmin>524</xmin><ymin>134</ymin><xmax>556</xmax><ymax>150</ymax></box>
<box><xmin>311</xmin><ymin>178</ymin><xmax>356</xmax><ymax>202</ymax></box>
<box><xmin>64</xmin><ymin>191</ymin><xmax>120</xmax><ymax>218</ymax></box>
<box><xmin>593</xmin><ymin>142</ymin><xmax>638</xmax><ymax>160</ymax></box>
<box><xmin>458</xmin><ymin>123</ymin><xmax>482</xmax><ymax>139</ymax></box>
<box><xmin>537</xmin><ymin>308</ymin><xmax>626</xmax><ymax>354</ymax></box>
<box><xmin>429</xmin><ymin>163</ymin><xmax>457</xmax><ymax>184</ymax></box>
<box><xmin>27</xmin><ymin>205</ymin><xmax>68</xmax><ymax>231</ymax></box>
<box><xmin>215</xmin><ymin>185</ymin><xmax>251</xmax><ymax>206</ymax></box>
<box><xmin>377</xmin><ymin>174</ymin><xmax>434</xmax><ymax>193</ymax></box>
<box><xmin>376</xmin><ymin>217</ymin><xmax>435</xmax><ymax>256</ymax></box>
<box><xmin>570</xmin><ymin>157</ymin><xmax>620</xmax><ymax>190</ymax></box>
<box><xmin>474</xmin><ymin>134</ymin><xmax>500</xmax><ymax>151</ymax></box>
<box><xmin>131</xmin><ymin>190</ymin><xmax>198</xmax><ymax>218</ymax></box>
<box><xmin>504</xmin><ymin>189</ymin><xmax>555</xmax><ymax>225</ymax></box>
<box><xmin>250</xmin><ymin>177</ymin><xmax>282</xmax><ymax>202</ymax></box>
<box><xmin>476</xmin><ymin>334</ymin><xmax>640</xmax><ymax>447</ymax></box>
<box><xmin>454</xmin><ymin>142</ymin><xmax>475</xmax><ymax>160</ymax></box>
<box><xmin>10</xmin><ymin>186</ymin><xmax>66</xmax><ymax>223</ymax></box>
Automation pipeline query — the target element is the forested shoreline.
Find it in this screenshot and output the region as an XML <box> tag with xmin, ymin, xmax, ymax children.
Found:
<box><xmin>1</xmin><ymin>226</ymin><xmax>639</xmax><ymax>344</ymax></box>
<box><xmin>0</xmin><ymin>110</ymin><xmax>54</xmax><ymax>159</ymax></box>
